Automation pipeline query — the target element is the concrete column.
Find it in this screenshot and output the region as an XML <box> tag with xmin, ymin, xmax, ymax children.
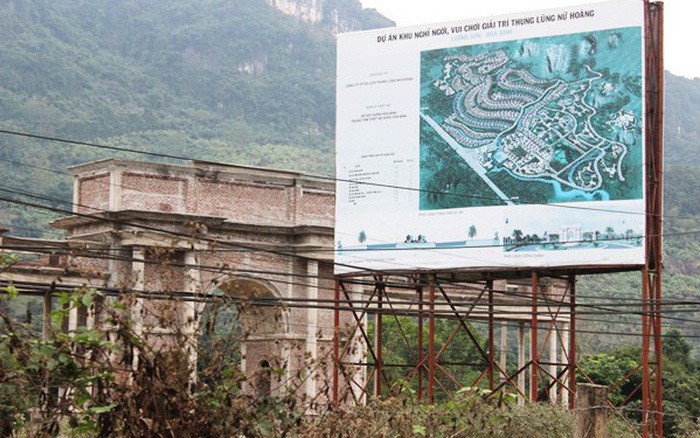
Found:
<box><xmin>351</xmin><ymin>282</ymin><xmax>367</xmax><ymax>404</ymax></box>
<box><xmin>283</xmin><ymin>259</ymin><xmax>295</xmax><ymax>389</ymax></box>
<box><xmin>184</xmin><ymin>251</ymin><xmax>201</xmax><ymax>383</ymax></box>
<box><xmin>240</xmin><ymin>342</ymin><xmax>247</xmax><ymax>392</ymax></box>
<box><xmin>574</xmin><ymin>384</ymin><xmax>609</xmax><ymax>438</ymax></box>
<box><xmin>550</xmin><ymin>321</ymin><xmax>558</xmax><ymax>404</ymax></box>
<box><xmin>72</xmin><ymin>176</ymin><xmax>80</xmax><ymax>213</ymax></box>
<box><xmin>305</xmin><ymin>260</ymin><xmax>319</xmax><ymax>402</ymax></box>
<box><xmin>561</xmin><ymin>322</ymin><xmax>570</xmax><ymax>407</ymax></box>
<box><xmin>518</xmin><ymin>322</ymin><xmax>526</xmax><ymax>405</ymax></box>
<box><xmin>68</xmin><ymin>304</ymin><xmax>78</xmax><ymax>332</ymax></box>
<box><xmin>132</xmin><ymin>247</ymin><xmax>146</xmax><ymax>371</ymax></box>
<box><xmin>108</xmin><ymin>168</ymin><xmax>123</xmax><ymax>211</ymax></box>
<box><xmin>42</xmin><ymin>290</ymin><xmax>52</xmax><ymax>340</ymax></box>
<box><xmin>499</xmin><ymin>321</ymin><xmax>508</xmax><ymax>384</ymax></box>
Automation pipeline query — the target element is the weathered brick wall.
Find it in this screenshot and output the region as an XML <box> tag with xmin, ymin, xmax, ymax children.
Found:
<box><xmin>121</xmin><ymin>173</ymin><xmax>188</xmax><ymax>214</ymax></box>
<box><xmin>73</xmin><ymin>160</ymin><xmax>335</xmax><ymax>227</ymax></box>
<box><xmin>77</xmin><ymin>174</ymin><xmax>110</xmax><ymax>213</ymax></box>
<box><xmin>65</xmin><ymin>159</ymin><xmax>339</xmax><ymax>402</ymax></box>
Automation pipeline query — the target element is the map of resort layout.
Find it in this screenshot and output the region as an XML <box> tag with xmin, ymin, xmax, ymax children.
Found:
<box><xmin>420</xmin><ymin>27</ymin><xmax>643</xmax><ymax>210</ymax></box>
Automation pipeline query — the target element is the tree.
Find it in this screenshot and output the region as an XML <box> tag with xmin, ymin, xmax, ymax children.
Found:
<box><xmin>358</xmin><ymin>230</ymin><xmax>367</xmax><ymax>244</ymax></box>
<box><xmin>605</xmin><ymin>227</ymin><xmax>615</xmax><ymax>239</ymax></box>
<box><xmin>578</xmin><ymin>347</ymin><xmax>640</xmax><ymax>406</ymax></box>
<box><xmin>370</xmin><ymin>316</ymin><xmax>485</xmax><ymax>401</ymax></box>
<box><xmin>512</xmin><ymin>229</ymin><xmax>524</xmax><ymax>243</ymax></box>
<box><xmin>468</xmin><ymin>225</ymin><xmax>477</xmax><ymax>239</ymax></box>
<box><xmin>664</xmin><ymin>329</ymin><xmax>692</xmax><ymax>368</ymax></box>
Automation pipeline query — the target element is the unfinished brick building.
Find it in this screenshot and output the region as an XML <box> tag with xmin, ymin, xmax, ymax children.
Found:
<box><xmin>9</xmin><ymin>158</ymin><xmax>362</xmax><ymax>403</ymax></box>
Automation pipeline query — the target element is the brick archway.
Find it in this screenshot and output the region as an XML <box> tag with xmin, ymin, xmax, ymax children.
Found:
<box><xmin>25</xmin><ymin>158</ymin><xmax>353</xmax><ymax>405</ymax></box>
<box><xmin>212</xmin><ymin>276</ymin><xmax>290</xmax><ymax>395</ymax></box>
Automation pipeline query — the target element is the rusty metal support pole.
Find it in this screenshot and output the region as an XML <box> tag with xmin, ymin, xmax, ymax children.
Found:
<box><xmin>487</xmin><ymin>279</ymin><xmax>495</xmax><ymax>391</ymax></box>
<box><xmin>531</xmin><ymin>272</ymin><xmax>539</xmax><ymax>402</ymax></box>
<box><xmin>428</xmin><ymin>274</ymin><xmax>436</xmax><ymax>404</ymax></box>
<box><xmin>375</xmin><ymin>282</ymin><xmax>383</xmax><ymax>397</ymax></box>
<box><xmin>641</xmin><ymin>269</ymin><xmax>651</xmax><ymax>438</ymax></box>
<box><xmin>653</xmin><ymin>271</ymin><xmax>663</xmax><ymax>437</ymax></box>
<box><xmin>332</xmin><ymin>280</ymin><xmax>340</xmax><ymax>404</ymax></box>
<box><xmin>644</xmin><ymin>2</ymin><xmax>664</xmax><ymax>435</ymax></box>
<box><xmin>569</xmin><ymin>275</ymin><xmax>577</xmax><ymax>410</ymax></box>
<box><xmin>417</xmin><ymin>283</ymin><xmax>424</xmax><ymax>402</ymax></box>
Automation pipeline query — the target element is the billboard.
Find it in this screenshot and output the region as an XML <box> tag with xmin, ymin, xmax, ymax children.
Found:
<box><xmin>334</xmin><ymin>0</ymin><xmax>645</xmax><ymax>274</ymax></box>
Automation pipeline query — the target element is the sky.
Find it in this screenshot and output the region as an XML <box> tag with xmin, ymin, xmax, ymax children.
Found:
<box><xmin>360</xmin><ymin>0</ymin><xmax>699</xmax><ymax>79</ymax></box>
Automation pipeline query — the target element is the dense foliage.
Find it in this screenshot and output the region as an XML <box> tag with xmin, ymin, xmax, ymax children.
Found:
<box><xmin>0</xmin><ymin>281</ymin><xmax>582</xmax><ymax>437</ymax></box>
<box><xmin>579</xmin><ymin>330</ymin><xmax>700</xmax><ymax>436</ymax></box>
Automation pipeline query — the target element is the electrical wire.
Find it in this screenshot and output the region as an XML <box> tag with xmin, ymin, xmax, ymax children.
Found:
<box><xmin>2</xmin><ymin>279</ymin><xmax>699</xmax><ymax>340</ymax></box>
<box><xmin>0</xmin><ymin>127</ymin><xmax>694</xmax><ymax>221</ymax></box>
<box><xmin>0</xmin><ymin>182</ymin><xmax>697</xmax><ymax>257</ymax></box>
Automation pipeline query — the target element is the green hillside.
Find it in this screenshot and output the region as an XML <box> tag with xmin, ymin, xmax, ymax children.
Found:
<box><xmin>0</xmin><ymin>0</ymin><xmax>392</xmax><ymax>236</ymax></box>
<box><xmin>0</xmin><ymin>0</ymin><xmax>697</xmax><ymax>348</ymax></box>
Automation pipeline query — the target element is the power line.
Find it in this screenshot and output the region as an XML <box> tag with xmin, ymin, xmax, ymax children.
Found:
<box><xmin>0</xmin><ymin>127</ymin><xmax>694</xmax><ymax>221</ymax></box>
<box><xmin>0</xmin><ymin>225</ymin><xmax>697</xmax><ymax>326</ymax></box>
<box><xmin>0</xmin><ymin>177</ymin><xmax>695</xmax><ymax>326</ymax></box>
<box><xmin>0</xmin><ymin>183</ymin><xmax>697</xmax><ymax>257</ymax></box>
<box><xmin>0</xmin><ymin>129</ymin><xmax>192</xmax><ymax>163</ymax></box>
<box><xmin>2</xmin><ymin>228</ymin><xmax>698</xmax><ymax>331</ymax></box>
<box><xmin>2</xmin><ymin>279</ymin><xmax>699</xmax><ymax>340</ymax></box>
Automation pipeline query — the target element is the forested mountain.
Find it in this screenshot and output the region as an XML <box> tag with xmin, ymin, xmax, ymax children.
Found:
<box><xmin>0</xmin><ymin>0</ymin><xmax>391</xmax><ymax>235</ymax></box>
<box><xmin>0</xmin><ymin>0</ymin><xmax>698</xmax><ymax>347</ymax></box>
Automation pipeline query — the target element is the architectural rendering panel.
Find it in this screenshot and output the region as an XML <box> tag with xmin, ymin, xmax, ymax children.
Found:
<box><xmin>335</xmin><ymin>0</ymin><xmax>645</xmax><ymax>273</ymax></box>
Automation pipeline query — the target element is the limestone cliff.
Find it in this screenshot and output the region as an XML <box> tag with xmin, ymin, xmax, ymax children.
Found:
<box><xmin>266</xmin><ymin>0</ymin><xmax>394</xmax><ymax>33</ymax></box>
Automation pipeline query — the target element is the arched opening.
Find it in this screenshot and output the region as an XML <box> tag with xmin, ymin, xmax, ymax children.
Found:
<box><xmin>197</xmin><ymin>294</ymin><xmax>241</xmax><ymax>384</ymax></box>
<box><xmin>196</xmin><ymin>277</ymin><xmax>287</xmax><ymax>395</ymax></box>
<box><xmin>256</xmin><ymin>360</ymin><xmax>272</xmax><ymax>399</ymax></box>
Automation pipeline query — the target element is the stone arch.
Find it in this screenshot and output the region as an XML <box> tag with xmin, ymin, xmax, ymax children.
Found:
<box><xmin>216</xmin><ymin>276</ymin><xmax>289</xmax><ymax>337</ymax></box>
<box><xmin>197</xmin><ymin>275</ymin><xmax>290</xmax><ymax>395</ymax></box>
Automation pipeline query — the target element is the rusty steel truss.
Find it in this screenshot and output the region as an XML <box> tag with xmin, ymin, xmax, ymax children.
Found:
<box><xmin>332</xmin><ymin>1</ymin><xmax>664</xmax><ymax>436</ymax></box>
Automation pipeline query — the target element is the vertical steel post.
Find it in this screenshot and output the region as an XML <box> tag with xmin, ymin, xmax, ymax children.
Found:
<box><xmin>644</xmin><ymin>2</ymin><xmax>664</xmax><ymax>435</ymax></box>
<box><xmin>531</xmin><ymin>272</ymin><xmax>539</xmax><ymax>401</ymax></box>
<box><xmin>487</xmin><ymin>279</ymin><xmax>495</xmax><ymax>391</ymax></box>
<box><xmin>332</xmin><ymin>280</ymin><xmax>340</xmax><ymax>404</ymax></box>
<box><xmin>568</xmin><ymin>275</ymin><xmax>577</xmax><ymax>410</ymax></box>
<box><xmin>375</xmin><ymin>282</ymin><xmax>383</xmax><ymax>397</ymax></box>
<box><xmin>428</xmin><ymin>275</ymin><xmax>436</xmax><ymax>404</ymax></box>
<box><xmin>642</xmin><ymin>269</ymin><xmax>651</xmax><ymax>438</ymax></box>
<box><xmin>518</xmin><ymin>322</ymin><xmax>526</xmax><ymax>404</ymax></box>
<box><xmin>654</xmin><ymin>271</ymin><xmax>663</xmax><ymax>437</ymax></box>
<box><xmin>417</xmin><ymin>283</ymin><xmax>424</xmax><ymax>402</ymax></box>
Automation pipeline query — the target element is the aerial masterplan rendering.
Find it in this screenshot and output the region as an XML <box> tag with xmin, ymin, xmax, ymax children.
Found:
<box><xmin>420</xmin><ymin>27</ymin><xmax>643</xmax><ymax>210</ymax></box>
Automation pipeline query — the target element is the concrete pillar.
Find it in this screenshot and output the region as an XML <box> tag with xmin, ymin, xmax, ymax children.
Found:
<box><xmin>574</xmin><ymin>383</ymin><xmax>609</xmax><ymax>438</ymax></box>
<box><xmin>72</xmin><ymin>176</ymin><xmax>80</xmax><ymax>213</ymax></box>
<box><xmin>561</xmin><ymin>322</ymin><xmax>570</xmax><ymax>407</ymax></box>
<box><xmin>518</xmin><ymin>322</ymin><xmax>526</xmax><ymax>405</ymax></box>
<box><xmin>305</xmin><ymin>260</ymin><xmax>319</xmax><ymax>402</ymax></box>
<box><xmin>550</xmin><ymin>321</ymin><xmax>558</xmax><ymax>404</ymax></box>
<box><xmin>351</xmin><ymin>282</ymin><xmax>367</xmax><ymax>404</ymax></box>
<box><xmin>132</xmin><ymin>247</ymin><xmax>146</xmax><ymax>371</ymax></box>
<box><xmin>108</xmin><ymin>168</ymin><xmax>123</xmax><ymax>211</ymax></box>
<box><xmin>42</xmin><ymin>289</ymin><xmax>52</xmax><ymax>340</ymax></box>
<box><xmin>184</xmin><ymin>251</ymin><xmax>201</xmax><ymax>383</ymax></box>
<box><xmin>499</xmin><ymin>321</ymin><xmax>508</xmax><ymax>384</ymax></box>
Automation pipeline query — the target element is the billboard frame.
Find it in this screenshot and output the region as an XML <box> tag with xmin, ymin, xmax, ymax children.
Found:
<box><xmin>332</xmin><ymin>1</ymin><xmax>665</xmax><ymax>436</ymax></box>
